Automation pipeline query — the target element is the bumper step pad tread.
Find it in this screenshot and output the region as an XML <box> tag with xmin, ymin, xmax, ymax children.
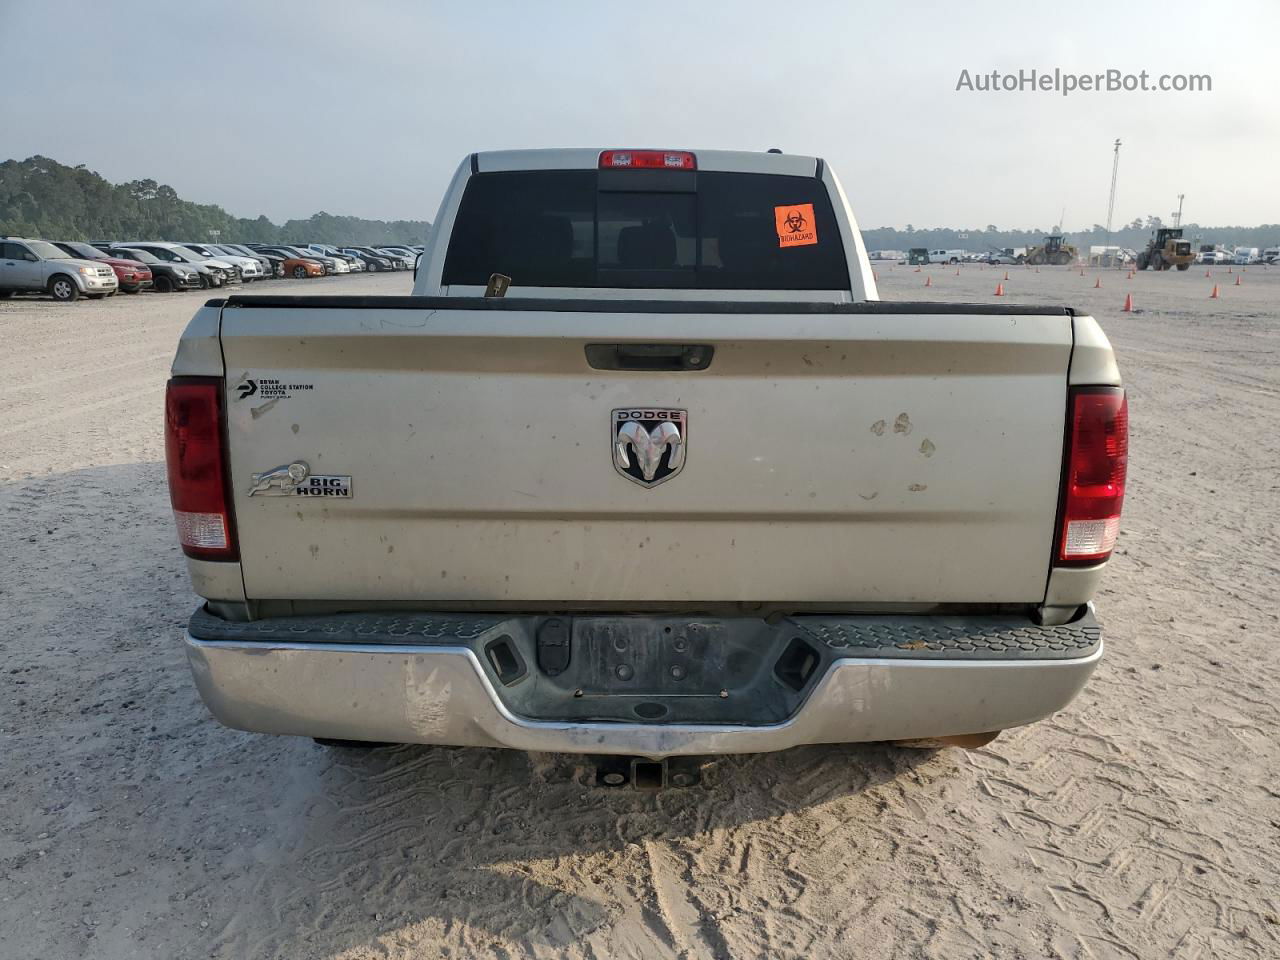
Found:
<box><xmin>796</xmin><ymin>614</ymin><xmax>1100</xmax><ymax>660</ymax></box>
<box><xmin>189</xmin><ymin>609</ymin><xmax>502</xmax><ymax>643</ymax></box>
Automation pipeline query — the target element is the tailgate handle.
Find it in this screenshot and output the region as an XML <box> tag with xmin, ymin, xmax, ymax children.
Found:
<box><xmin>585</xmin><ymin>343</ymin><xmax>714</xmax><ymax>371</ymax></box>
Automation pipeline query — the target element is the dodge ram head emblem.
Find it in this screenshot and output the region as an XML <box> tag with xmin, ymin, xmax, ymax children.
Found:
<box><xmin>612</xmin><ymin>409</ymin><xmax>686</xmax><ymax>488</ymax></box>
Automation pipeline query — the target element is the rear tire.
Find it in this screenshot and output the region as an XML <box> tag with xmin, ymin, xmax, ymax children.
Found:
<box><xmin>49</xmin><ymin>276</ymin><xmax>79</xmax><ymax>302</ymax></box>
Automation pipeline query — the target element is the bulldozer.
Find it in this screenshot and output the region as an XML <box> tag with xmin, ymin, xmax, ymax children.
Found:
<box><xmin>1136</xmin><ymin>227</ymin><xmax>1194</xmax><ymax>271</ymax></box>
<box><xmin>1025</xmin><ymin>234</ymin><xmax>1077</xmax><ymax>266</ymax></box>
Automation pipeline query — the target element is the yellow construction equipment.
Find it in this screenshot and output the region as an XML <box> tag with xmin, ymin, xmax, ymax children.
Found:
<box><xmin>1025</xmin><ymin>235</ymin><xmax>1077</xmax><ymax>266</ymax></box>
<box><xmin>1136</xmin><ymin>228</ymin><xmax>1194</xmax><ymax>271</ymax></box>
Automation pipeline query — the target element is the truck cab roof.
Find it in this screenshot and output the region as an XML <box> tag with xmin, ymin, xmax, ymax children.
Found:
<box><xmin>473</xmin><ymin>147</ymin><xmax>823</xmax><ymax>178</ymax></box>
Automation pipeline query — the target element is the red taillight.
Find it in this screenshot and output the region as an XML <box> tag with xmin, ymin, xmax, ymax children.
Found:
<box><xmin>165</xmin><ymin>377</ymin><xmax>237</xmax><ymax>561</ymax></box>
<box><xmin>1057</xmin><ymin>387</ymin><xmax>1128</xmax><ymax>565</ymax></box>
<box><xmin>599</xmin><ymin>149</ymin><xmax>696</xmax><ymax>170</ymax></box>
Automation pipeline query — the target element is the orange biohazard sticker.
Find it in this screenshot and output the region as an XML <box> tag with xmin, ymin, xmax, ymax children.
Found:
<box><xmin>774</xmin><ymin>203</ymin><xmax>818</xmax><ymax>247</ymax></box>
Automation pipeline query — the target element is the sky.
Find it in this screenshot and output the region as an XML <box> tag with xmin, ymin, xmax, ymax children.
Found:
<box><xmin>2</xmin><ymin>0</ymin><xmax>1276</xmax><ymax>230</ymax></box>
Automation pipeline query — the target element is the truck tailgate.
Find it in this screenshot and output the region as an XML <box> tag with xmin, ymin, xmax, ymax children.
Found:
<box><xmin>218</xmin><ymin>300</ymin><xmax>1071</xmax><ymax>605</ymax></box>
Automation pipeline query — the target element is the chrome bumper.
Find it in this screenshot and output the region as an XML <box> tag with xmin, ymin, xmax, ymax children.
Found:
<box><xmin>185</xmin><ymin>611</ymin><xmax>1102</xmax><ymax>757</ymax></box>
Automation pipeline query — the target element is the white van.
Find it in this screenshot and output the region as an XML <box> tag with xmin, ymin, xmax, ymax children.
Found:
<box><xmin>1234</xmin><ymin>247</ymin><xmax>1260</xmax><ymax>265</ymax></box>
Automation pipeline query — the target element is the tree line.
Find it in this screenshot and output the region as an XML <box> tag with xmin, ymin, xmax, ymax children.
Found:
<box><xmin>5</xmin><ymin>155</ymin><xmax>1275</xmax><ymax>254</ymax></box>
<box><xmin>0</xmin><ymin>156</ymin><xmax>429</xmax><ymax>246</ymax></box>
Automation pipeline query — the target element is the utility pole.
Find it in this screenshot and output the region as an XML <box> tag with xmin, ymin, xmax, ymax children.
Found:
<box><xmin>1173</xmin><ymin>193</ymin><xmax>1185</xmax><ymax>228</ymax></box>
<box><xmin>1105</xmin><ymin>139</ymin><xmax>1122</xmax><ymax>245</ymax></box>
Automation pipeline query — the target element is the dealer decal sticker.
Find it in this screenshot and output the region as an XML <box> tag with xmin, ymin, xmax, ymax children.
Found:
<box><xmin>233</xmin><ymin>376</ymin><xmax>315</xmax><ymax>402</ymax></box>
<box><xmin>774</xmin><ymin>203</ymin><xmax>818</xmax><ymax>248</ymax></box>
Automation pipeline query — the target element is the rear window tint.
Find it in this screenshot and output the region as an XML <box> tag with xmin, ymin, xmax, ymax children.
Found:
<box><xmin>442</xmin><ymin>170</ymin><xmax>850</xmax><ymax>290</ymax></box>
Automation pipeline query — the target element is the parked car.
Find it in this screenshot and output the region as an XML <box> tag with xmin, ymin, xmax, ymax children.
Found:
<box><xmin>252</xmin><ymin>251</ymin><xmax>289</xmax><ymax>278</ymax></box>
<box><xmin>1194</xmin><ymin>245</ymin><xmax>1231</xmax><ymax>265</ymax></box>
<box><xmin>241</xmin><ymin>245</ymin><xmax>325</xmax><ymax>279</ymax></box>
<box><xmin>270</xmin><ymin>244</ymin><xmax>349</xmax><ymax>273</ymax></box>
<box><xmin>105</xmin><ymin>246</ymin><xmax>204</xmax><ymax>292</ymax></box>
<box><xmin>251</xmin><ymin>244</ymin><xmax>340</xmax><ymax>275</ymax></box>
<box><xmin>51</xmin><ymin>241</ymin><xmax>153</xmax><ymax>293</ymax></box>
<box><xmin>207</xmin><ymin>244</ymin><xmax>275</xmax><ymax>279</ymax></box>
<box><xmin>178</xmin><ymin>243</ymin><xmax>265</xmax><ymax>281</ymax></box>
<box><xmin>216</xmin><ymin>243</ymin><xmax>284</xmax><ymax>278</ymax></box>
<box><xmin>280</xmin><ymin>255</ymin><xmax>326</xmax><ymax>279</ymax></box>
<box><xmin>115</xmin><ymin>242</ymin><xmax>235</xmax><ymax>288</ymax></box>
<box><xmin>375</xmin><ymin>247</ymin><xmax>417</xmax><ymax>270</ymax></box>
<box><xmin>982</xmin><ymin>249</ymin><xmax>1022</xmax><ymax>266</ymax></box>
<box><xmin>0</xmin><ymin>237</ymin><xmax>118</xmax><ymax>301</ymax></box>
<box><xmin>340</xmin><ymin>247</ymin><xmax>395</xmax><ymax>272</ymax></box>
<box><xmin>345</xmin><ymin>245</ymin><xmax>405</xmax><ymax>270</ymax></box>
<box><xmin>304</xmin><ymin>244</ymin><xmax>364</xmax><ymax>271</ymax></box>
<box><xmin>169</xmin><ymin>147</ymin><xmax>1126</xmax><ymax>766</ymax></box>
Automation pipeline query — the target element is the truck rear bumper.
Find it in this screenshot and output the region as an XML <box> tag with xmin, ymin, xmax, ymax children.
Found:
<box><xmin>184</xmin><ymin>607</ymin><xmax>1102</xmax><ymax>757</ymax></box>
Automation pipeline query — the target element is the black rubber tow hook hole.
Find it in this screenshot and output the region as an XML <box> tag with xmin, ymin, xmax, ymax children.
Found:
<box><xmin>484</xmin><ymin>635</ymin><xmax>525</xmax><ymax>686</ymax></box>
<box><xmin>774</xmin><ymin>636</ymin><xmax>820</xmax><ymax>692</ymax></box>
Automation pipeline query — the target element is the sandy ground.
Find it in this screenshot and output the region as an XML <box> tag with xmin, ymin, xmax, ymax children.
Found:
<box><xmin>1</xmin><ymin>264</ymin><xmax>1277</xmax><ymax>960</ymax></box>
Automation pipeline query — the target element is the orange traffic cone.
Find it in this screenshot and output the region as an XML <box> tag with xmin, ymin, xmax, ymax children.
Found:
<box><xmin>994</xmin><ymin>283</ymin><xmax>1005</xmax><ymax>297</ymax></box>
<box><xmin>914</xmin><ymin>267</ymin><xmax>921</xmax><ymax>273</ymax></box>
<box><xmin>1003</xmin><ymin>270</ymin><xmax>1010</xmax><ymax>281</ymax></box>
<box><xmin>955</xmin><ymin>268</ymin><xmax>960</xmax><ymax>276</ymax></box>
<box><xmin>1079</xmin><ymin>268</ymin><xmax>1085</xmax><ymax>277</ymax></box>
<box><xmin>1035</xmin><ymin>267</ymin><xmax>1040</xmax><ymax>274</ymax></box>
<box><xmin>1094</xmin><ymin>277</ymin><xmax>1101</xmax><ymax>289</ymax></box>
<box><xmin>1228</xmin><ymin>267</ymin><xmax>1233</xmax><ymax>274</ymax></box>
<box><xmin>1122</xmin><ymin>293</ymin><xmax>1133</xmax><ymax>312</ymax></box>
<box><xmin>1210</xmin><ymin>284</ymin><xmax>1220</xmax><ymax>299</ymax></box>
<box><xmin>924</xmin><ymin>275</ymin><xmax>932</xmax><ymax>287</ymax></box>
<box><xmin>1235</xmin><ymin>274</ymin><xmax>1242</xmax><ymax>286</ymax></box>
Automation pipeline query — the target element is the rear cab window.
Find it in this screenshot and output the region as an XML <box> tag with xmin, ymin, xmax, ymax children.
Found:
<box><xmin>442</xmin><ymin>169</ymin><xmax>850</xmax><ymax>291</ymax></box>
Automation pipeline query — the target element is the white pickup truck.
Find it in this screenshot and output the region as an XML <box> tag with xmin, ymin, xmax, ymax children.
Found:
<box><xmin>167</xmin><ymin>148</ymin><xmax>1126</xmax><ymax>773</ymax></box>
